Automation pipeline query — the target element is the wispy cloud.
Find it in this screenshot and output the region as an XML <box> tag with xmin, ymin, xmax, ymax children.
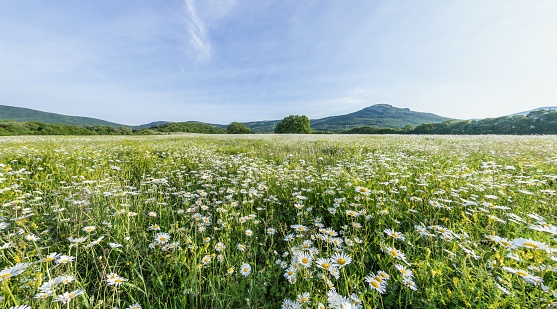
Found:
<box><xmin>182</xmin><ymin>0</ymin><xmax>211</xmax><ymax>61</ymax></box>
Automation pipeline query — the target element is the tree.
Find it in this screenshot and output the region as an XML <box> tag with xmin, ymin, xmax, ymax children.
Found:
<box><xmin>274</xmin><ymin>115</ymin><xmax>311</xmax><ymax>134</ymax></box>
<box><xmin>227</xmin><ymin>122</ymin><xmax>251</xmax><ymax>134</ymax></box>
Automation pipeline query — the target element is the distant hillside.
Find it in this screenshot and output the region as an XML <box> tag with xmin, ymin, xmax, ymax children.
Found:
<box><xmin>238</xmin><ymin>104</ymin><xmax>450</xmax><ymax>132</ymax></box>
<box><xmin>134</xmin><ymin>121</ymin><xmax>171</xmax><ymax>129</ymax></box>
<box><xmin>311</xmin><ymin>104</ymin><xmax>450</xmax><ymax>131</ymax></box>
<box><xmin>511</xmin><ymin>106</ymin><xmax>557</xmax><ymax>117</ymax></box>
<box><xmin>0</xmin><ymin>105</ymin><xmax>124</xmax><ymax>127</ymax></box>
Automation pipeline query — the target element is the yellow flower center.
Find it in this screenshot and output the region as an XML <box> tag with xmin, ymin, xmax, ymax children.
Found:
<box><xmin>1</xmin><ymin>273</ymin><xmax>11</xmax><ymax>279</ymax></box>
<box><xmin>371</xmin><ymin>281</ymin><xmax>380</xmax><ymax>288</ymax></box>
<box><xmin>516</xmin><ymin>271</ymin><xmax>528</xmax><ymax>277</ymax></box>
<box><xmin>322</xmin><ymin>263</ymin><xmax>330</xmax><ymax>269</ymax></box>
<box><xmin>390</xmin><ymin>250</ymin><xmax>398</xmax><ymax>257</ymax></box>
<box><xmin>337</xmin><ymin>258</ymin><xmax>345</xmax><ymax>265</ymax></box>
<box><xmin>301</xmin><ymin>258</ymin><xmax>309</xmax><ymax>264</ymax></box>
<box><xmin>523</xmin><ymin>242</ymin><xmax>538</xmax><ymax>249</ymax></box>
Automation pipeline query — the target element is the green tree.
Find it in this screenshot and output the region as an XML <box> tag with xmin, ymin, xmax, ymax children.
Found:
<box><xmin>227</xmin><ymin>122</ymin><xmax>251</xmax><ymax>134</ymax></box>
<box><xmin>274</xmin><ymin>115</ymin><xmax>311</xmax><ymax>134</ymax></box>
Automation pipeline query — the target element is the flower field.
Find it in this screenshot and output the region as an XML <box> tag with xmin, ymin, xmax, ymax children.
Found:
<box><xmin>1</xmin><ymin>134</ymin><xmax>557</xmax><ymax>308</ymax></box>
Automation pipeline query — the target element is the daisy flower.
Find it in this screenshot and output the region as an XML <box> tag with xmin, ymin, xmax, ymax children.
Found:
<box><xmin>154</xmin><ymin>232</ymin><xmax>170</xmax><ymax>244</ymax></box>
<box><xmin>331</xmin><ymin>252</ymin><xmax>352</xmax><ymax>268</ymax></box>
<box><xmin>82</xmin><ymin>226</ymin><xmax>96</xmax><ymax>233</ymax></box>
<box><xmin>53</xmin><ymin>289</ymin><xmax>85</xmax><ymax>304</ymax></box>
<box><xmin>297</xmin><ymin>292</ymin><xmax>310</xmax><ymax>304</ymax></box>
<box><xmin>126</xmin><ymin>304</ymin><xmax>142</xmax><ymax>309</ymax></box>
<box><xmin>56</xmin><ymin>255</ymin><xmax>75</xmax><ymax>265</ymax></box>
<box><xmin>106</xmin><ymin>273</ymin><xmax>127</xmax><ymax>286</ymax></box>
<box><xmin>240</xmin><ymin>263</ymin><xmax>251</xmax><ymax>277</ymax></box>
<box><xmin>384</xmin><ymin>229</ymin><xmax>405</xmax><ymax>241</ymax></box>
<box><xmin>0</xmin><ymin>263</ymin><xmax>30</xmax><ymax>281</ymax></box>
<box><xmin>296</xmin><ymin>252</ymin><xmax>313</xmax><ymax>268</ymax></box>
<box><xmin>365</xmin><ymin>273</ymin><xmax>387</xmax><ymax>294</ymax></box>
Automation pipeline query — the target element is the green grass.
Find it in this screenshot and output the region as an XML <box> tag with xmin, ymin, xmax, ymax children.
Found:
<box><xmin>1</xmin><ymin>135</ymin><xmax>557</xmax><ymax>308</ymax></box>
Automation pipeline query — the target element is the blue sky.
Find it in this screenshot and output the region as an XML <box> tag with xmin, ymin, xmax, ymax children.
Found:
<box><xmin>1</xmin><ymin>0</ymin><xmax>556</xmax><ymax>125</ymax></box>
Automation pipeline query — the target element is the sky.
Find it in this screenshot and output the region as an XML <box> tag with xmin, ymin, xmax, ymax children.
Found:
<box><xmin>1</xmin><ymin>0</ymin><xmax>556</xmax><ymax>125</ymax></box>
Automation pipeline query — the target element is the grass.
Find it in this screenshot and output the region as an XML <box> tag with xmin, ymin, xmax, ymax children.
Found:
<box><xmin>1</xmin><ymin>134</ymin><xmax>557</xmax><ymax>308</ymax></box>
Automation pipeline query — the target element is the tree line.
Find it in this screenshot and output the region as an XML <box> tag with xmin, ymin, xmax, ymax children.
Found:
<box><xmin>2</xmin><ymin>110</ymin><xmax>556</xmax><ymax>136</ymax></box>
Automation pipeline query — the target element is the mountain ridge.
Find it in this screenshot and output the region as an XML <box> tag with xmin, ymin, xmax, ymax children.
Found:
<box><xmin>1</xmin><ymin>103</ymin><xmax>452</xmax><ymax>132</ymax></box>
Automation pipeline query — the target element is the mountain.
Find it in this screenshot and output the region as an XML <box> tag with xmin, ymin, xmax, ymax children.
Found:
<box><xmin>311</xmin><ymin>104</ymin><xmax>450</xmax><ymax>131</ymax></box>
<box><xmin>0</xmin><ymin>105</ymin><xmax>124</xmax><ymax>127</ymax></box>
<box><xmin>511</xmin><ymin>106</ymin><xmax>557</xmax><ymax>117</ymax></box>
<box><xmin>238</xmin><ymin>104</ymin><xmax>450</xmax><ymax>132</ymax></box>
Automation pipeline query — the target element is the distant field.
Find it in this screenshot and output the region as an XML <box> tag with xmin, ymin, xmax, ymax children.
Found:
<box><xmin>1</xmin><ymin>135</ymin><xmax>557</xmax><ymax>308</ymax></box>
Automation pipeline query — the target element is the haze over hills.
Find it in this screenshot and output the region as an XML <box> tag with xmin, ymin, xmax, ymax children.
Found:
<box><xmin>511</xmin><ymin>106</ymin><xmax>557</xmax><ymax>117</ymax></box>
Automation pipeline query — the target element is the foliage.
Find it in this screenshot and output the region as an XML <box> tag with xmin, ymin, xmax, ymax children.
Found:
<box><xmin>150</xmin><ymin>121</ymin><xmax>226</xmax><ymax>134</ymax></box>
<box><xmin>274</xmin><ymin>115</ymin><xmax>311</xmax><ymax>134</ymax></box>
<box><xmin>0</xmin><ymin>121</ymin><xmax>149</xmax><ymax>136</ymax></box>
<box><xmin>227</xmin><ymin>122</ymin><xmax>252</xmax><ymax>134</ymax></box>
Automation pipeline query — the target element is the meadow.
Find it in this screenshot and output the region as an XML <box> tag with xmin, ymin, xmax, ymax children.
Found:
<box><xmin>1</xmin><ymin>134</ymin><xmax>557</xmax><ymax>308</ymax></box>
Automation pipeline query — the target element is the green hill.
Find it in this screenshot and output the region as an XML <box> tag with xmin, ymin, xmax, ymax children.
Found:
<box><xmin>237</xmin><ymin>104</ymin><xmax>450</xmax><ymax>132</ymax></box>
<box><xmin>311</xmin><ymin>104</ymin><xmax>450</xmax><ymax>131</ymax></box>
<box><xmin>0</xmin><ymin>105</ymin><xmax>124</xmax><ymax>127</ymax></box>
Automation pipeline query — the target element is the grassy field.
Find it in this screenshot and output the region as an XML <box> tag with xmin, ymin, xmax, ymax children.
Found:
<box><xmin>1</xmin><ymin>134</ymin><xmax>557</xmax><ymax>308</ymax></box>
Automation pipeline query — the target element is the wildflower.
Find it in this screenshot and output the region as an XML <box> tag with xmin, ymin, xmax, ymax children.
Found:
<box><xmin>25</xmin><ymin>234</ymin><xmax>40</xmax><ymax>242</ymax></box>
<box><xmin>201</xmin><ymin>255</ymin><xmax>212</xmax><ymax>265</ymax></box>
<box><xmin>245</xmin><ymin>229</ymin><xmax>253</xmax><ymax>237</ymax></box>
<box><xmin>331</xmin><ymin>252</ymin><xmax>352</xmax><ymax>268</ymax></box>
<box><xmin>109</xmin><ymin>242</ymin><xmax>123</xmax><ymax>248</ymax></box>
<box><xmin>149</xmin><ymin>224</ymin><xmax>161</xmax><ymax>231</ymax></box>
<box><xmin>402</xmin><ymin>278</ymin><xmax>418</xmax><ymax>291</ymax></box>
<box><xmin>40</xmin><ymin>252</ymin><xmax>60</xmax><ymax>263</ymax></box>
<box><xmin>316</xmin><ymin>257</ymin><xmax>336</xmax><ymax>271</ymax></box>
<box><xmin>384</xmin><ymin>229</ymin><xmax>405</xmax><ymax>241</ymax></box>
<box><xmin>82</xmin><ymin>226</ymin><xmax>96</xmax><ymax>233</ymax></box>
<box><xmin>365</xmin><ymin>273</ymin><xmax>387</xmax><ymax>294</ymax></box>
<box><xmin>215</xmin><ymin>242</ymin><xmax>226</xmax><ymax>252</ymax></box>
<box><xmin>296</xmin><ymin>252</ymin><xmax>313</xmax><ymax>268</ymax></box>
<box><xmin>297</xmin><ymin>292</ymin><xmax>310</xmax><ymax>304</ymax></box>
<box><xmin>68</xmin><ymin>236</ymin><xmax>88</xmax><ymax>244</ymax></box>
<box><xmin>126</xmin><ymin>304</ymin><xmax>142</xmax><ymax>309</ymax></box>
<box><xmin>9</xmin><ymin>305</ymin><xmax>32</xmax><ymax>309</ymax></box>
<box><xmin>0</xmin><ymin>263</ymin><xmax>30</xmax><ymax>281</ymax></box>
<box><xmin>511</xmin><ymin>238</ymin><xmax>548</xmax><ymax>250</ymax></box>
<box><xmin>395</xmin><ymin>264</ymin><xmax>414</xmax><ymax>280</ymax></box>
<box><xmin>355</xmin><ymin>186</ymin><xmax>371</xmax><ymax>195</ymax></box>
<box><xmin>282</xmin><ymin>299</ymin><xmax>299</xmax><ymax>309</ymax></box>
<box><xmin>154</xmin><ymin>232</ymin><xmax>170</xmax><ymax>244</ymax></box>
<box><xmin>267</xmin><ymin>227</ymin><xmax>276</xmax><ymax>235</ymax></box>
<box><xmin>55</xmin><ymin>255</ymin><xmax>75</xmax><ymax>265</ymax></box>
<box><xmin>488</xmin><ymin>235</ymin><xmax>517</xmax><ymax>249</ymax></box>
<box><xmin>237</xmin><ymin>244</ymin><xmax>246</xmax><ymax>252</ymax></box>
<box><xmin>382</xmin><ymin>246</ymin><xmax>408</xmax><ymax>264</ymax></box>
<box><xmin>53</xmin><ymin>289</ymin><xmax>85</xmax><ymax>304</ymax></box>
<box><xmin>502</xmin><ymin>267</ymin><xmax>543</xmax><ymax>284</ymax></box>
<box><xmin>240</xmin><ymin>263</ymin><xmax>251</xmax><ymax>276</ymax></box>
<box><xmin>106</xmin><ymin>273</ymin><xmax>127</xmax><ymax>286</ymax></box>
<box><xmin>227</xmin><ymin>267</ymin><xmax>234</xmax><ymax>274</ymax></box>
